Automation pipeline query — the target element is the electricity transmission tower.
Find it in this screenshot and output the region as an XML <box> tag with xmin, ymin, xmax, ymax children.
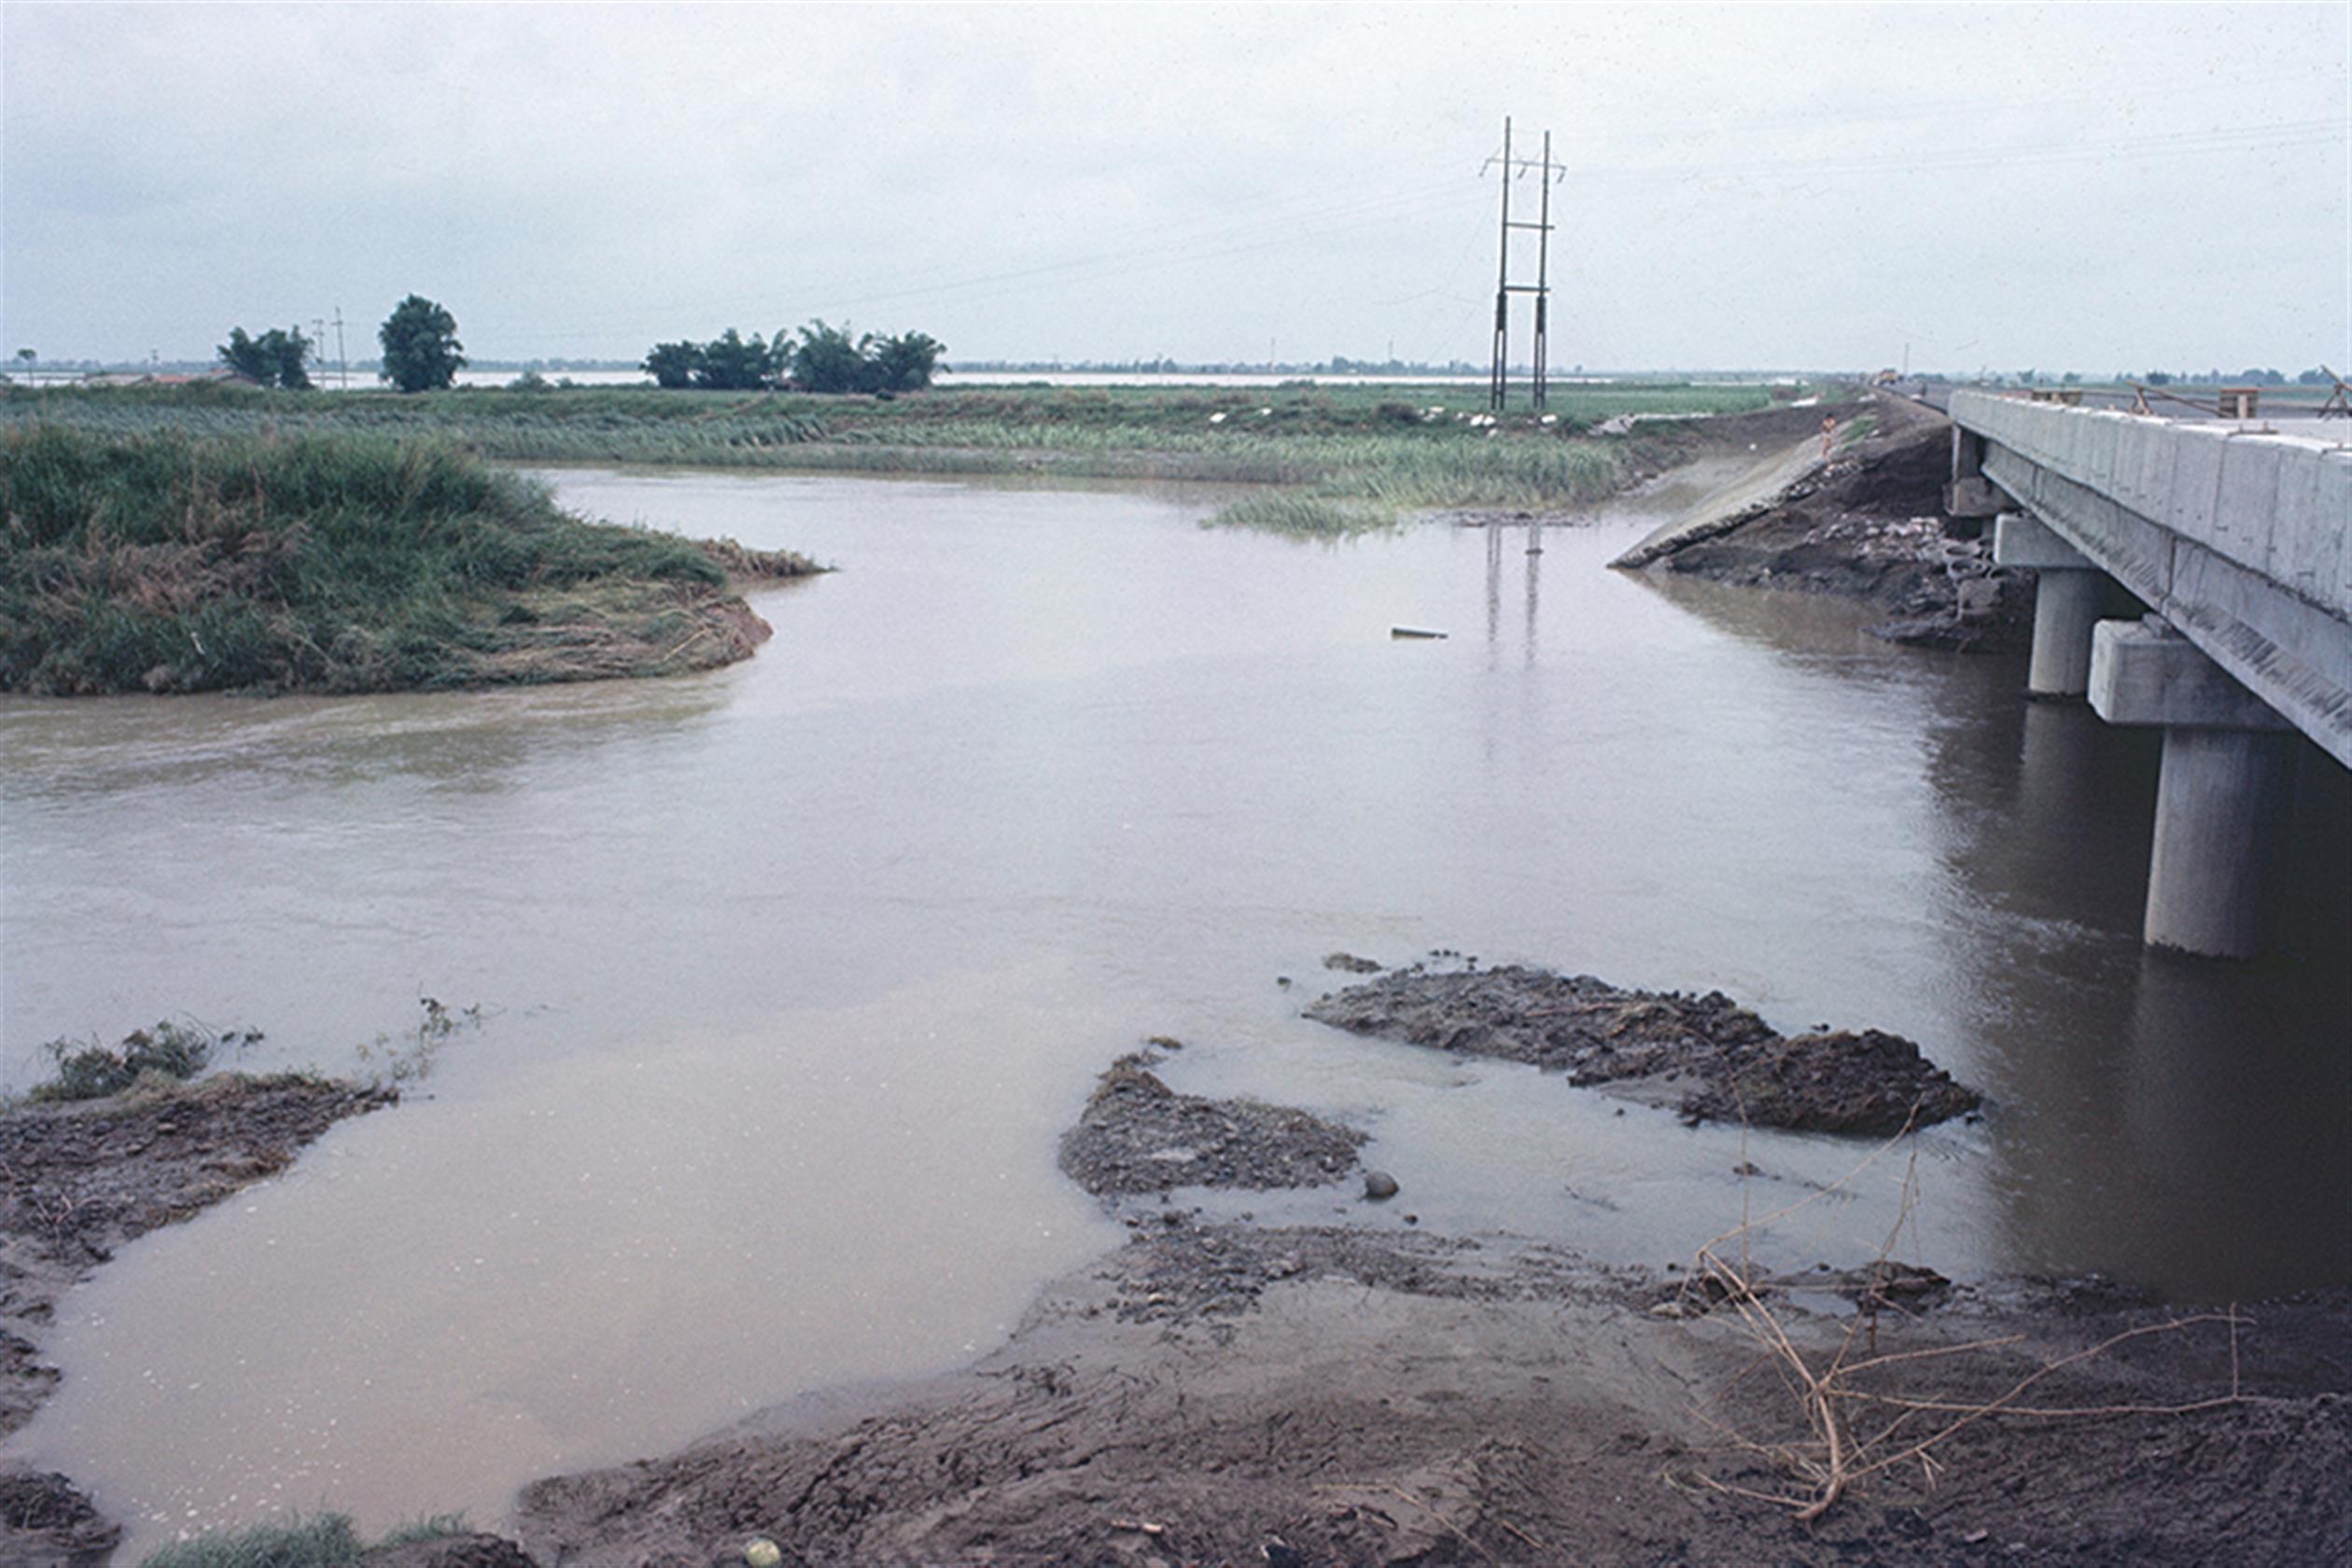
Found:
<box><xmin>1483</xmin><ymin>117</ymin><xmax>1565</xmax><ymax>411</ymax></box>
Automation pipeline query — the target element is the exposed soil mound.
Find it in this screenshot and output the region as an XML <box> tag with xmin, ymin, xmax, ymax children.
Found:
<box><xmin>361</xmin><ymin>1533</ymin><xmax>540</xmax><ymax>1568</ymax></box>
<box><xmin>0</xmin><ymin>1072</ymin><xmax>395</xmax><ymax>1566</ymax></box>
<box><xmin>1636</xmin><ymin>393</ymin><xmax>2037</xmax><ymax>652</ymax></box>
<box><xmin>0</xmin><ymin>1466</ymin><xmax>116</xmax><ymax>1566</ymax></box>
<box><xmin>1305</xmin><ymin>964</ymin><xmax>1979</xmax><ymax>1135</ymax></box>
<box><xmin>1058</xmin><ymin>1050</ymin><xmax>1365</xmax><ymax>1197</ymax></box>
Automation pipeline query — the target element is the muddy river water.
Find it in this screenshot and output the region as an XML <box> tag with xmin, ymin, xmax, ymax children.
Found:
<box><xmin>3</xmin><ymin>466</ymin><xmax>2345</xmax><ymax>1554</ymax></box>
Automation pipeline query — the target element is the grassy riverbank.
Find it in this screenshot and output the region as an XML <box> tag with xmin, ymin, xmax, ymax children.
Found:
<box><xmin>2</xmin><ymin>379</ymin><xmax>1800</xmax><ymax>534</ymax></box>
<box><xmin>0</xmin><ymin>425</ymin><xmax>816</xmax><ymax>695</ymax></box>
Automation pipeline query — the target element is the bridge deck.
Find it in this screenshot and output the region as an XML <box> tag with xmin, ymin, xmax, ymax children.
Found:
<box><xmin>1950</xmin><ymin>390</ymin><xmax>2350</xmax><ymax>768</ymax></box>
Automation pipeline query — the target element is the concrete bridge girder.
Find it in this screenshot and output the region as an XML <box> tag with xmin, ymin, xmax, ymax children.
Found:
<box><xmin>1965</xmin><ymin>425</ymin><xmax>2350</xmax><ymax>770</ymax></box>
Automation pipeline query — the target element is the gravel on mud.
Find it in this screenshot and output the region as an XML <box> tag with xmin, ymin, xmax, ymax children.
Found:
<box><xmin>1305</xmin><ymin>963</ymin><xmax>1980</xmax><ymax>1135</ymax></box>
<box><xmin>0</xmin><ymin>1071</ymin><xmax>396</xmax><ymax>1566</ymax></box>
<box><xmin>1058</xmin><ymin>1047</ymin><xmax>1366</xmax><ymax>1197</ymax></box>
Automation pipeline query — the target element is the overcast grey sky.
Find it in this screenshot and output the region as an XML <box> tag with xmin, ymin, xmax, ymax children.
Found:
<box><xmin>5</xmin><ymin>2</ymin><xmax>2345</xmax><ymax>372</ymax></box>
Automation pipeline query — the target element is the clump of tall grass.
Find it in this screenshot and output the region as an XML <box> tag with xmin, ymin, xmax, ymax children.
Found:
<box><xmin>25</xmin><ymin>1019</ymin><xmax>257</xmax><ymax>1103</ymax></box>
<box><xmin>140</xmin><ymin>1515</ymin><xmax>364</xmax><ymax>1568</ymax></box>
<box><xmin>136</xmin><ymin>1511</ymin><xmax>471</xmax><ymax>1568</ymax></box>
<box><xmin>0</xmin><ymin>425</ymin><xmax>810</xmax><ymax>694</ymax></box>
<box><xmin>1206</xmin><ymin>494</ymin><xmax>1399</xmax><ymax>538</ymax></box>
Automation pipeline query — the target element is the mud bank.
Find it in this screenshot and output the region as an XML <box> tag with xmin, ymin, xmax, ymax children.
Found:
<box><xmin>1618</xmin><ymin>393</ymin><xmax>2037</xmax><ymax>652</ymax></box>
<box><xmin>0</xmin><ymin>1072</ymin><xmax>395</xmax><ymax>1565</ymax></box>
<box><xmin>1306</xmin><ymin>962</ymin><xmax>1979</xmax><ymax>1136</ymax></box>
<box><xmin>520</xmin><ymin>1226</ymin><xmax>2348</xmax><ymax>1567</ymax></box>
<box><xmin>517</xmin><ymin>1045</ymin><xmax>2345</xmax><ymax>1566</ymax></box>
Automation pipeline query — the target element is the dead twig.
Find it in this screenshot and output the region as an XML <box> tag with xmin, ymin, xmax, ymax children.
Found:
<box><xmin>1676</xmin><ymin>1109</ymin><xmax>2248</xmax><ymax>1525</ymax></box>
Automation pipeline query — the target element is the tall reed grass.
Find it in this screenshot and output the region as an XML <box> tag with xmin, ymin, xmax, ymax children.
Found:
<box><xmin>0</xmin><ymin>425</ymin><xmax>804</xmax><ymax>694</ymax></box>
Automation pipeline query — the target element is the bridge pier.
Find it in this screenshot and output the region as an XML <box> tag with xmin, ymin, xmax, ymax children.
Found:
<box><xmin>2089</xmin><ymin>618</ymin><xmax>2298</xmax><ymax>957</ymax></box>
<box><xmin>1995</xmin><ymin>511</ymin><xmax>2106</xmax><ymax>697</ymax></box>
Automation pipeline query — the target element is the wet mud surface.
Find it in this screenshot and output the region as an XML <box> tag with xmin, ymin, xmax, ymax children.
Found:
<box><xmin>1305</xmin><ymin>962</ymin><xmax>1980</xmax><ymax>1135</ymax></box>
<box><xmin>23</xmin><ymin>1038</ymin><xmax>2346</xmax><ymax>1565</ymax></box>
<box><xmin>518</xmin><ymin>1032</ymin><xmax>2344</xmax><ymax>1565</ymax></box>
<box><xmin>1636</xmin><ymin>394</ymin><xmax>2037</xmax><ymax>652</ymax></box>
<box><xmin>518</xmin><ymin>1214</ymin><xmax>2350</xmax><ymax>1567</ymax></box>
<box><xmin>1058</xmin><ymin>1044</ymin><xmax>1366</xmax><ymax>1197</ymax></box>
<box><xmin>0</xmin><ymin>1072</ymin><xmax>395</xmax><ymax>1566</ymax></box>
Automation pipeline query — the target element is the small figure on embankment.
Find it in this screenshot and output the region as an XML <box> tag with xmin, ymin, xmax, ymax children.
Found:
<box><xmin>1613</xmin><ymin>390</ymin><xmax>2037</xmax><ymax>653</ymax></box>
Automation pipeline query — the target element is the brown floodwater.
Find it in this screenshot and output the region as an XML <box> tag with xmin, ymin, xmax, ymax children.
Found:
<box><xmin>2</xmin><ymin>465</ymin><xmax>2344</xmax><ymax>1555</ymax></box>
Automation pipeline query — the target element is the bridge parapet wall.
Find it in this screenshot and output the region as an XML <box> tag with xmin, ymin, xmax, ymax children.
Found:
<box><xmin>1952</xmin><ymin>391</ymin><xmax>2350</xmax><ymax>616</ymax></box>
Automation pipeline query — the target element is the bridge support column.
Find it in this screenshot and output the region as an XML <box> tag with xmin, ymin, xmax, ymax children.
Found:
<box><xmin>2089</xmin><ymin>618</ymin><xmax>2297</xmax><ymax>958</ymax></box>
<box><xmin>1995</xmin><ymin>511</ymin><xmax>2104</xmax><ymax>698</ymax></box>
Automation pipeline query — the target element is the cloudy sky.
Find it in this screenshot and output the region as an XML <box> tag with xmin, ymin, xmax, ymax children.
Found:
<box><xmin>5</xmin><ymin>3</ymin><xmax>2345</xmax><ymax>373</ymax></box>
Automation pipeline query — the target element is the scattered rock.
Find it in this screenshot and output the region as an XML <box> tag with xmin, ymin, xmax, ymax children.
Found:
<box><xmin>1322</xmin><ymin>952</ymin><xmax>1384</xmax><ymax>973</ymax></box>
<box><xmin>1306</xmin><ymin>964</ymin><xmax>1977</xmax><ymax>1135</ymax></box>
<box><xmin>1363</xmin><ymin>1170</ymin><xmax>1400</xmax><ymax>1201</ymax></box>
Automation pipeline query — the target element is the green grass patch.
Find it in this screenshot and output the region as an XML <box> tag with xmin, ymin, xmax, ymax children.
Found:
<box><xmin>0</xmin><ymin>424</ymin><xmax>817</xmax><ymax>694</ymax></box>
<box><xmin>135</xmin><ymin>1512</ymin><xmax>477</xmax><ymax>1568</ymax></box>
<box><xmin>139</xmin><ymin>1514</ymin><xmax>364</xmax><ymax>1568</ymax></box>
<box><xmin>1206</xmin><ymin>494</ymin><xmax>1400</xmax><ymax>538</ymax></box>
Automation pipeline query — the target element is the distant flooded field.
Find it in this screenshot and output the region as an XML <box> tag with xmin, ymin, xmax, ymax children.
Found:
<box><xmin>4</xmin><ymin>466</ymin><xmax>2343</xmax><ymax>1553</ymax></box>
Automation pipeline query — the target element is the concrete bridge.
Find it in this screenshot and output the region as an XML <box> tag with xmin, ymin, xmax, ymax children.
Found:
<box><xmin>1947</xmin><ymin>390</ymin><xmax>2349</xmax><ymax>958</ymax></box>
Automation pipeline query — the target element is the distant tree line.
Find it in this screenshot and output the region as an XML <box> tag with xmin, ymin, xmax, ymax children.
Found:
<box><xmin>2138</xmin><ymin>368</ymin><xmax>2332</xmax><ymax>387</ymax></box>
<box><xmin>642</xmin><ymin>321</ymin><xmax>945</xmax><ymax>394</ymax></box>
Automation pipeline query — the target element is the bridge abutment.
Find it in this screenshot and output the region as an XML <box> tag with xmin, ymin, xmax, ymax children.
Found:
<box><xmin>2089</xmin><ymin>618</ymin><xmax>2298</xmax><ymax>957</ymax></box>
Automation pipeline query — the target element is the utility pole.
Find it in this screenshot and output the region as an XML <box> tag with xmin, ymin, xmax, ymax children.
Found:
<box><xmin>332</xmin><ymin>307</ymin><xmax>348</xmax><ymax>390</ymax></box>
<box><xmin>1482</xmin><ymin>117</ymin><xmax>1566</xmax><ymax>412</ymax></box>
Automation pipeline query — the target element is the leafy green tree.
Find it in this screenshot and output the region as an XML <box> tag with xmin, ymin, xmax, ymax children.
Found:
<box><xmin>693</xmin><ymin>329</ymin><xmax>777</xmax><ymax>391</ymax></box>
<box><xmin>643</xmin><ymin>341</ymin><xmax>701</xmax><ymax>389</ymax></box>
<box><xmin>377</xmin><ymin>295</ymin><xmax>466</xmax><ymax>393</ymax></box>
<box><xmin>217</xmin><ymin>326</ymin><xmax>314</xmax><ymax>389</ymax></box>
<box><xmin>790</xmin><ymin>319</ymin><xmax>874</xmax><ymax>393</ymax></box>
<box><xmin>869</xmin><ymin>330</ymin><xmax>945</xmax><ymax>392</ymax></box>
